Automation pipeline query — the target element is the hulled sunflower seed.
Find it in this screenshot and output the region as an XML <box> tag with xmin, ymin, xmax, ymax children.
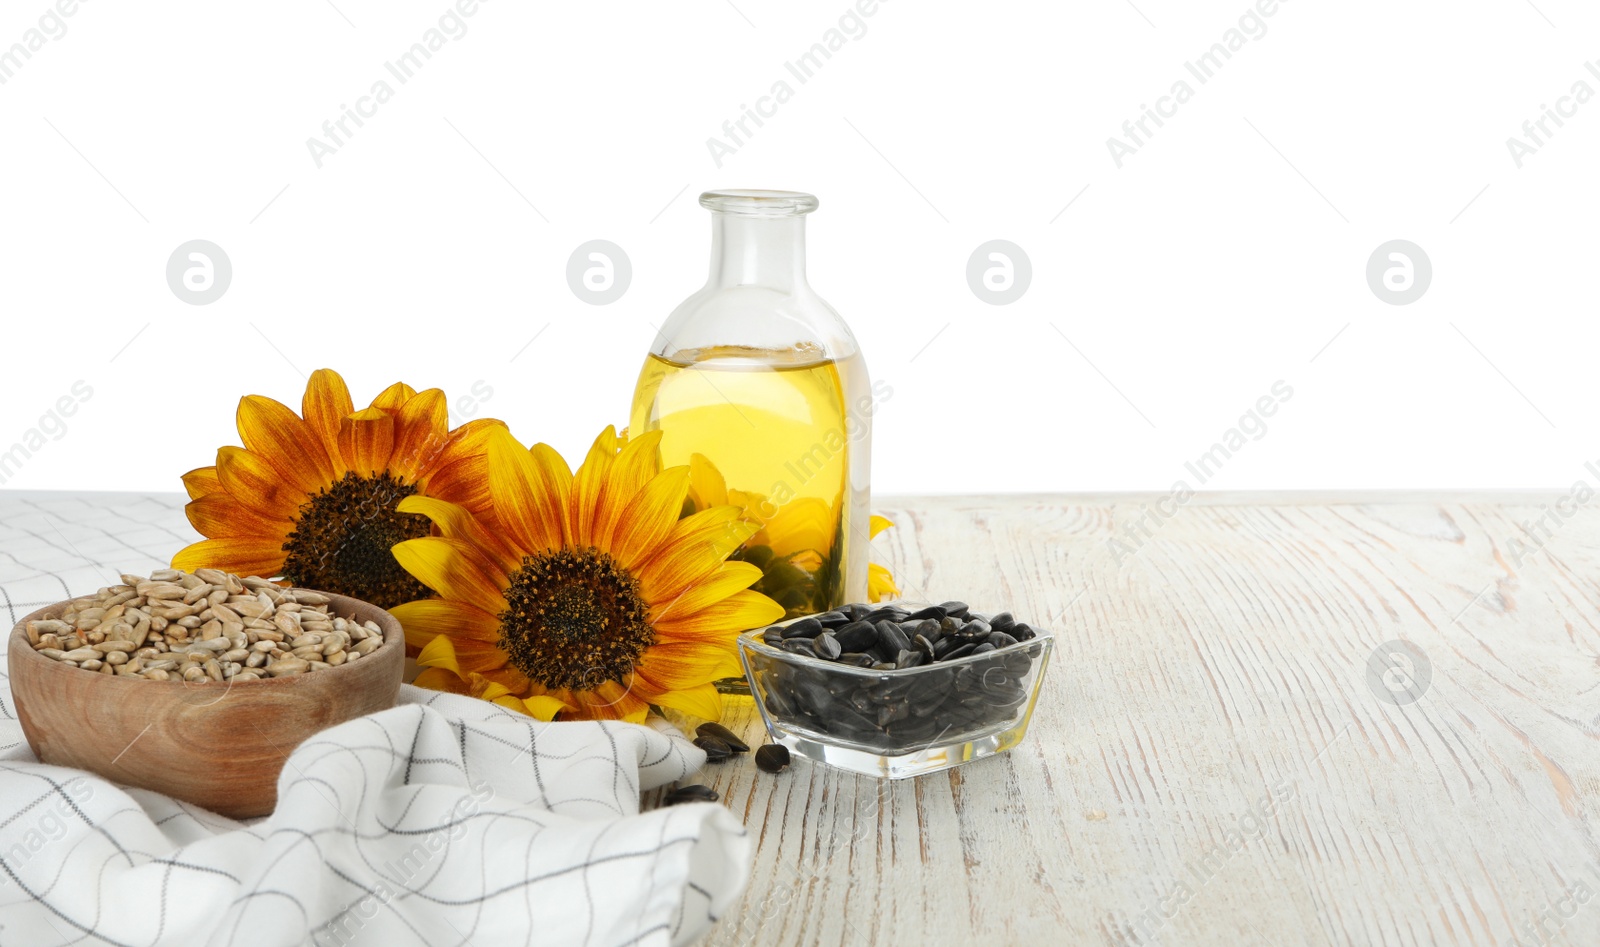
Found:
<box><xmin>14</xmin><ymin>568</ymin><xmax>384</xmax><ymax>682</ymax></box>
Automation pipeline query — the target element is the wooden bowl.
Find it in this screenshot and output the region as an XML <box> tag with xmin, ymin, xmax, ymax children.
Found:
<box><xmin>7</xmin><ymin>591</ymin><xmax>404</xmax><ymax>819</ymax></box>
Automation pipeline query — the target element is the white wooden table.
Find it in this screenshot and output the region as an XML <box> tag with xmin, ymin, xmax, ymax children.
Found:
<box><xmin>3</xmin><ymin>491</ymin><xmax>1596</xmax><ymax>945</ymax></box>
<box><xmin>683</xmin><ymin>493</ymin><xmax>1600</xmax><ymax>946</ymax></box>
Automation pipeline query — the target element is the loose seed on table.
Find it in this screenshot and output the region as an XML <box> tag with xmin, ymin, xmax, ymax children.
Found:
<box><xmin>755</xmin><ymin>744</ymin><xmax>791</xmax><ymax>773</ymax></box>
<box><xmin>694</xmin><ymin>722</ymin><xmax>749</xmax><ymax>753</ymax></box>
<box><xmin>694</xmin><ymin>736</ymin><xmax>732</xmax><ymax>762</ymax></box>
<box><xmin>665</xmin><ymin>784</ymin><xmax>719</xmax><ymax>805</ymax></box>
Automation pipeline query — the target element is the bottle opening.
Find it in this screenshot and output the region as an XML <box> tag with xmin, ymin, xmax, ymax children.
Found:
<box><xmin>700</xmin><ymin>189</ymin><xmax>818</xmax><ymax>217</ymax></box>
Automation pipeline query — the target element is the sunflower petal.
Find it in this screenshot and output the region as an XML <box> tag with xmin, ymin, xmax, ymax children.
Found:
<box><xmin>392</xmin><ymin>537</ymin><xmax>509</xmax><ymax>613</ymax></box>
<box><xmin>610</xmin><ymin>429</ymin><xmax>663</xmax><ymax>499</ymax></box>
<box><xmin>475</xmin><ymin>679</ymin><xmax>513</xmax><ymax>702</ymax></box>
<box><xmin>487</xmin><ymin>429</ymin><xmax>569</xmax><ymax>555</ymax></box>
<box><xmin>181</xmin><ymin>466</ymin><xmax>223</xmax><ymax>500</ymax></box>
<box><xmin>592</xmin><ymin>430</ymin><xmax>663</xmax><ymax>548</ymax></box>
<box><xmin>653</xmin><ymin>589</ymin><xmax>784</xmax><ymax>639</ymax></box>
<box><xmin>870</xmin><ymin>514</ymin><xmax>894</xmax><ymax>538</ymax></box>
<box><xmin>649</xmin><ymin>560</ymin><xmax>764</xmax><ymax>624</ymax></box>
<box><xmin>415</xmin><ymin>418</ymin><xmax>506</xmax><ymax>509</ymax></box>
<box><xmin>369</xmin><ymin>382</ymin><xmax>418</xmax><ymax>412</ymax></box>
<box><xmin>687</xmin><ymin>453</ymin><xmax>728</xmax><ymax>509</ymax></box>
<box><xmin>338</xmin><ymin>407</ymin><xmax>396</xmax><ymax>478</ymax></box>
<box><xmin>416</xmin><ymin>634</ymin><xmax>461</xmax><ymax>674</ymax></box>
<box><xmin>414</xmin><ymin>667</ymin><xmax>470</xmax><ymax>694</ymax></box>
<box><xmin>301</xmin><ymin>369</ymin><xmax>354</xmax><ymax>477</ymax></box>
<box><xmin>236</xmin><ymin>394</ymin><xmax>335</xmax><ymax>492</ymax></box>
<box><xmin>389</xmin><ymin>388</ymin><xmax>450</xmax><ymax>477</ymax></box>
<box><xmin>483</xmin><ymin>665</ymin><xmax>532</xmax><ymax>694</ymax></box>
<box><xmin>634</xmin><ymin>642</ymin><xmax>743</xmax><ymax>690</ymax></box>
<box><xmin>395</xmin><ymin>495</ymin><xmax>519</xmax><ymax>573</ymax></box>
<box><xmin>607</xmin><ymin>466</ymin><xmax>690</xmax><ymax>570</ymax></box>
<box><xmin>422</xmin><ymin>454</ymin><xmax>493</xmax><ymax>514</ymax></box>
<box><xmin>446</xmin><ymin>636</ymin><xmax>510</xmax><ymax>672</ymax></box>
<box><xmin>568</xmin><ymin>426</ymin><xmax>620</xmax><ymax>546</ymax></box>
<box><xmin>184</xmin><ymin>494</ymin><xmax>292</xmax><ymax>540</ymax></box>
<box><xmin>869</xmin><ymin>562</ymin><xmax>901</xmax><ymax>603</ymax></box>
<box><xmin>522</xmin><ymin>694</ymin><xmax>571</xmax><ymax>721</ymax></box>
<box><xmin>530</xmin><ymin>444</ymin><xmax>574</xmax><ymax>540</ymax></box>
<box><xmin>568</xmin><ymin>681</ymin><xmax>649</xmax><ymax>723</ymax></box>
<box><xmin>171</xmin><ymin>538</ymin><xmax>285</xmax><ymax>578</ymax></box>
<box><xmin>389</xmin><ymin>598</ymin><xmax>502</xmax><ymax>651</ymax></box>
<box><xmin>213</xmin><ymin>447</ymin><xmax>302</xmax><ymax>522</ymax></box>
<box><xmin>643</xmin><ymin>681</ymin><xmax>725</xmax><ymax>722</ymax></box>
<box><xmin>637</xmin><ymin>507</ymin><xmax>761</xmax><ymax>603</ymax></box>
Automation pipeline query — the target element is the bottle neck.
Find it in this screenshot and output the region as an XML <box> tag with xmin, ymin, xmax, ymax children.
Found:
<box><xmin>707</xmin><ymin>214</ymin><xmax>807</xmax><ymax>292</ymax></box>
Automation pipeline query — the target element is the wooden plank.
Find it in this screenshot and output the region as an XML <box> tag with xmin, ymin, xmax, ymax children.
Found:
<box><xmin>669</xmin><ymin>496</ymin><xmax>1600</xmax><ymax>946</ymax></box>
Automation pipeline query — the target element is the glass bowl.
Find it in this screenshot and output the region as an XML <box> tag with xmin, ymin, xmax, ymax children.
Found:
<box><xmin>737</xmin><ymin>606</ymin><xmax>1054</xmax><ymax>779</ymax></box>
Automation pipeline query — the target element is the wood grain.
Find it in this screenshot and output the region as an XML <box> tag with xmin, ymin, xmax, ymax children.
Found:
<box><xmin>8</xmin><ymin>592</ymin><xmax>404</xmax><ymax>819</ymax></box>
<box><xmin>662</xmin><ymin>494</ymin><xmax>1600</xmax><ymax>946</ymax></box>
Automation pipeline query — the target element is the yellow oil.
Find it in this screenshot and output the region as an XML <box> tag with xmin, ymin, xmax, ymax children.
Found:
<box><xmin>629</xmin><ymin>345</ymin><xmax>869</xmax><ymax>617</ymax></box>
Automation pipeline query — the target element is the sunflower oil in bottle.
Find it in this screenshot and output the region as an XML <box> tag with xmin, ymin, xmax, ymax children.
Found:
<box><xmin>630</xmin><ymin>191</ymin><xmax>873</xmax><ymax>618</ymax></box>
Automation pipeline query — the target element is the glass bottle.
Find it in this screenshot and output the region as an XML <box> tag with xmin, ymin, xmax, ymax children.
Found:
<box><xmin>630</xmin><ymin>189</ymin><xmax>872</xmax><ymax>618</ymax></box>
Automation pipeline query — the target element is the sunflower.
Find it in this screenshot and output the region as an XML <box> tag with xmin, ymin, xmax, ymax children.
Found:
<box><xmin>390</xmin><ymin>426</ymin><xmax>785</xmax><ymax>722</ymax></box>
<box><xmin>172</xmin><ymin>369</ymin><xmax>503</xmax><ymax>608</ymax></box>
<box><xmin>683</xmin><ymin>452</ymin><xmax>901</xmax><ymax>612</ymax></box>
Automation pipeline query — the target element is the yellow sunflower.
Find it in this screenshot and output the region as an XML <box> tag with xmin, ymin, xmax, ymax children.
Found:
<box><xmin>684</xmin><ymin>452</ymin><xmax>901</xmax><ymax>610</ymax></box>
<box><xmin>390</xmin><ymin>426</ymin><xmax>785</xmax><ymax>723</ymax></box>
<box><xmin>172</xmin><ymin>368</ymin><xmax>503</xmax><ymax>608</ymax></box>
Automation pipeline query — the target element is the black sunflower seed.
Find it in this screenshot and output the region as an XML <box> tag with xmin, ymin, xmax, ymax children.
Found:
<box><xmin>944</xmin><ymin>642</ymin><xmax>977</xmax><ymax>661</ymax></box>
<box><xmin>895</xmin><ymin>649</ymin><xmax>927</xmax><ymax>670</ymax></box>
<box><xmin>755</xmin><ymin>744</ymin><xmax>791</xmax><ymax>773</ymax></box>
<box><xmin>781</xmin><ymin>617</ymin><xmax>824</xmax><ymax>639</ymax></box>
<box><xmin>694</xmin><ymin>736</ymin><xmax>732</xmax><ymax>762</ymax></box>
<box><xmin>814</xmin><ymin>631</ymin><xmax>842</xmax><ymax>660</ymax></box>
<box><xmin>986</xmin><ymin>631</ymin><xmax>1019</xmax><ymax>649</ymax></box>
<box><xmin>939</xmin><ymin>601</ymin><xmax>970</xmax><ymax>619</ymax></box>
<box><xmin>780</xmin><ymin>638</ymin><xmax>819</xmax><ymax>658</ymax></box>
<box><xmin>876</xmin><ymin>621</ymin><xmax>910</xmax><ymax>656</ymax></box>
<box><xmin>695</xmin><ymin>722</ymin><xmax>749</xmax><ymax>753</ymax></box>
<box><xmin>835</xmin><ymin>620</ymin><xmax>877</xmax><ymax>653</ymax></box>
<box><xmin>665</xmin><ymin>784</ymin><xmax>719</xmax><ymax>805</ymax></box>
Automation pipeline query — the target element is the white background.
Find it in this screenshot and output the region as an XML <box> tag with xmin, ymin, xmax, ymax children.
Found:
<box><xmin>1</xmin><ymin>0</ymin><xmax>1597</xmax><ymax>496</ymax></box>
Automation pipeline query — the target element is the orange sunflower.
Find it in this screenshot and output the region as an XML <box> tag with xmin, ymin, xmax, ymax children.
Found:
<box><xmin>173</xmin><ymin>368</ymin><xmax>503</xmax><ymax>608</ymax></box>
<box><xmin>390</xmin><ymin>425</ymin><xmax>785</xmax><ymax>722</ymax></box>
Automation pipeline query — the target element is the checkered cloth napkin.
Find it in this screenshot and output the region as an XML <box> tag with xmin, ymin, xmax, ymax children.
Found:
<box><xmin>0</xmin><ymin>493</ymin><xmax>752</xmax><ymax>946</ymax></box>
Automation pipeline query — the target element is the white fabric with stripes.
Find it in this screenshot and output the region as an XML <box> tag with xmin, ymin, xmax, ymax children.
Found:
<box><xmin>0</xmin><ymin>491</ymin><xmax>750</xmax><ymax>946</ymax></box>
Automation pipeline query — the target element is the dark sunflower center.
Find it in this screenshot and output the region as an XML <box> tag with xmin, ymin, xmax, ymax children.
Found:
<box><xmin>498</xmin><ymin>547</ymin><xmax>654</xmax><ymax>691</ymax></box>
<box><xmin>280</xmin><ymin>471</ymin><xmax>433</xmax><ymax>608</ymax></box>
